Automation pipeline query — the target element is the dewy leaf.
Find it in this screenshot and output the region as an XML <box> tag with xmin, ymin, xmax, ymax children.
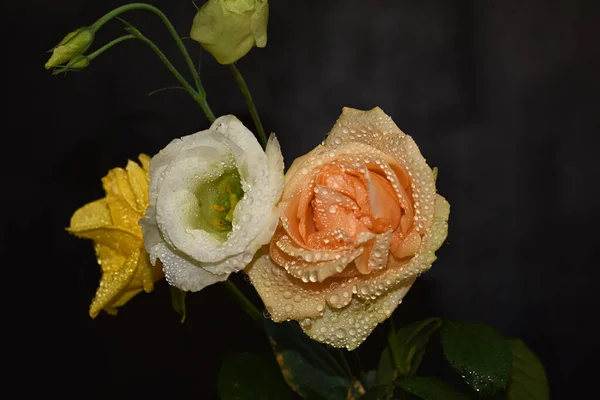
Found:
<box><xmin>264</xmin><ymin>319</ymin><xmax>350</xmax><ymax>400</ymax></box>
<box><xmin>396</xmin><ymin>377</ymin><xmax>471</xmax><ymax>400</ymax></box>
<box><xmin>440</xmin><ymin>321</ymin><xmax>512</xmax><ymax>397</ymax></box>
<box><xmin>217</xmin><ymin>352</ymin><xmax>292</xmax><ymax>400</ymax></box>
<box><xmin>376</xmin><ymin>318</ymin><xmax>444</xmax><ymax>390</ymax></box>
<box><xmin>506</xmin><ymin>339</ymin><xmax>549</xmax><ymax>400</ymax></box>
<box><xmin>169</xmin><ymin>286</ymin><xmax>186</xmax><ymax>323</ymax></box>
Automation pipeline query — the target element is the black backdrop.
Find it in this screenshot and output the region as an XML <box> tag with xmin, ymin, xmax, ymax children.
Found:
<box><xmin>6</xmin><ymin>0</ymin><xmax>599</xmax><ymax>398</ymax></box>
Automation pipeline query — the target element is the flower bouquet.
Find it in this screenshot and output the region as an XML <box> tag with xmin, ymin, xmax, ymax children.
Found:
<box><xmin>46</xmin><ymin>1</ymin><xmax>549</xmax><ymax>399</ymax></box>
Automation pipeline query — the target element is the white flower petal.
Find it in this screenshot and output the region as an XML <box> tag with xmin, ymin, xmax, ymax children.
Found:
<box><xmin>142</xmin><ymin>115</ymin><xmax>285</xmax><ymax>292</ymax></box>
<box><xmin>148</xmin><ymin>242</ymin><xmax>228</xmax><ymax>292</ymax></box>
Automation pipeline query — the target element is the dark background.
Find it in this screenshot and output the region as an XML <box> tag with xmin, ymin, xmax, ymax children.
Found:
<box><xmin>6</xmin><ymin>0</ymin><xmax>599</xmax><ymax>398</ymax></box>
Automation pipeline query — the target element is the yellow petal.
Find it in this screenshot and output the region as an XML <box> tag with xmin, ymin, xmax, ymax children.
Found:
<box><xmin>139</xmin><ymin>251</ymin><xmax>163</xmax><ymax>293</ymax></box>
<box><xmin>102</xmin><ymin>168</ymin><xmax>143</xmax><ymax>235</ymax></box>
<box><xmin>89</xmin><ymin>249</ymin><xmax>140</xmax><ymax>318</ymax></box>
<box><xmin>69</xmin><ymin>199</ymin><xmax>111</xmax><ymax>231</ymax></box>
<box><xmin>126</xmin><ymin>159</ymin><xmax>149</xmax><ymax>212</ymax></box>
<box><xmin>138</xmin><ymin>154</ymin><xmax>151</xmax><ymax>173</ymax></box>
<box><xmin>94</xmin><ymin>244</ymin><xmax>126</xmax><ymax>274</ymax></box>
<box><xmin>108</xmin><ymin>287</ymin><xmax>144</xmax><ymax>309</ymax></box>
<box><xmin>71</xmin><ymin>225</ymin><xmax>141</xmax><ymax>255</ymax></box>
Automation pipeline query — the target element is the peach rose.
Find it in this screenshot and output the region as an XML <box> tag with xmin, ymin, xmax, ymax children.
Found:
<box><xmin>246</xmin><ymin>107</ymin><xmax>450</xmax><ymax>350</ymax></box>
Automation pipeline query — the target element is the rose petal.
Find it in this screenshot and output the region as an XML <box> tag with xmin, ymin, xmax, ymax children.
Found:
<box><xmin>325</xmin><ymin>107</ymin><xmax>436</xmax><ymax>233</ymax></box>
<box><xmin>247</xmin><ymin>252</ymin><xmax>358</xmax><ymax>320</ymax></box>
<box><xmin>354</xmin><ymin>194</ymin><xmax>449</xmax><ymax>297</ymax></box>
<box><xmin>302</xmin><ymin>278</ymin><xmax>415</xmax><ymax>350</ymax></box>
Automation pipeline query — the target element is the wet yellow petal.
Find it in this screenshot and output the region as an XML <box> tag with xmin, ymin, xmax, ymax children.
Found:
<box><xmin>89</xmin><ymin>249</ymin><xmax>140</xmax><ymax>318</ymax></box>
<box><xmin>102</xmin><ymin>168</ymin><xmax>142</xmax><ymax>235</ymax></box>
<box><xmin>94</xmin><ymin>244</ymin><xmax>126</xmax><ymax>274</ymax></box>
<box><xmin>69</xmin><ymin>199</ymin><xmax>111</xmax><ymax>231</ymax></box>
<box><xmin>138</xmin><ymin>154</ymin><xmax>151</xmax><ymax>173</ymax></box>
<box><xmin>71</xmin><ymin>226</ymin><xmax>140</xmax><ymax>255</ymax></box>
<box><xmin>126</xmin><ymin>159</ymin><xmax>149</xmax><ymax>212</ymax></box>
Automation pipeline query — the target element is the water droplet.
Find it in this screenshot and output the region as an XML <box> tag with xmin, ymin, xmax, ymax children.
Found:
<box><xmin>316</xmin><ymin>304</ymin><xmax>325</xmax><ymax>312</ymax></box>
<box><xmin>336</xmin><ymin>329</ymin><xmax>346</xmax><ymax>339</ymax></box>
<box><xmin>284</xmin><ymin>304</ymin><xmax>293</xmax><ymax>312</ymax></box>
<box><xmin>283</xmin><ymin>291</ymin><xmax>292</xmax><ymax>299</ymax></box>
<box><xmin>293</xmin><ymin>294</ymin><xmax>302</xmax><ymax>303</ymax></box>
<box><xmin>328</xmin><ymin>205</ymin><xmax>337</xmax><ymax>214</ymax></box>
<box><xmin>300</xmin><ymin>318</ymin><xmax>312</xmax><ymax>330</ymax></box>
<box><xmin>329</xmin><ymin>294</ymin><xmax>339</xmax><ymax>304</ymax></box>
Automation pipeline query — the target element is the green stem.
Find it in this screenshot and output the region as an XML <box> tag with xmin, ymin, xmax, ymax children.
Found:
<box><xmin>335</xmin><ymin>349</ymin><xmax>354</xmax><ymax>380</ymax></box>
<box><xmin>228</xmin><ymin>63</ymin><xmax>267</xmax><ymax>148</ymax></box>
<box><xmin>388</xmin><ymin>318</ymin><xmax>403</xmax><ymax>373</ymax></box>
<box><xmin>350</xmin><ymin>350</ymin><xmax>366</xmax><ymax>382</ymax></box>
<box><xmin>87</xmin><ymin>34</ymin><xmax>136</xmax><ymax>60</ymax></box>
<box><xmin>91</xmin><ymin>3</ymin><xmax>215</xmax><ymax>122</ymax></box>
<box><xmin>132</xmin><ymin>34</ymin><xmax>213</xmax><ymax>115</ymax></box>
<box><xmin>222</xmin><ymin>280</ymin><xmax>262</xmax><ymax>324</ymax></box>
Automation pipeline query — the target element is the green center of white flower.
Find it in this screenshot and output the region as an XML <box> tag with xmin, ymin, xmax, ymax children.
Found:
<box><xmin>192</xmin><ymin>168</ymin><xmax>244</xmax><ymax>239</ymax></box>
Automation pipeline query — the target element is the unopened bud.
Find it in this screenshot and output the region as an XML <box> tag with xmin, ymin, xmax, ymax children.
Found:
<box><xmin>190</xmin><ymin>0</ymin><xmax>268</xmax><ymax>64</ymax></box>
<box><xmin>45</xmin><ymin>27</ymin><xmax>94</xmax><ymax>70</ymax></box>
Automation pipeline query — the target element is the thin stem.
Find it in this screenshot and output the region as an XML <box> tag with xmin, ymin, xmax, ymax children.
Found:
<box><xmin>336</xmin><ymin>349</ymin><xmax>354</xmax><ymax>380</ymax></box>
<box><xmin>222</xmin><ymin>280</ymin><xmax>262</xmax><ymax>324</ymax></box>
<box><xmin>87</xmin><ymin>34</ymin><xmax>136</xmax><ymax>60</ymax></box>
<box><xmin>228</xmin><ymin>63</ymin><xmax>267</xmax><ymax>148</ymax></box>
<box><xmin>133</xmin><ymin>33</ymin><xmax>214</xmax><ymax>122</ymax></box>
<box><xmin>350</xmin><ymin>350</ymin><xmax>366</xmax><ymax>382</ymax></box>
<box><xmin>91</xmin><ymin>3</ymin><xmax>214</xmax><ymax>122</ymax></box>
<box><xmin>388</xmin><ymin>318</ymin><xmax>403</xmax><ymax>373</ymax></box>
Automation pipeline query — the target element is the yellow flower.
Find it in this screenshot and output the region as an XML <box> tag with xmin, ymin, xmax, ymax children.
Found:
<box><xmin>68</xmin><ymin>155</ymin><xmax>163</xmax><ymax>318</ymax></box>
<box><xmin>190</xmin><ymin>0</ymin><xmax>269</xmax><ymax>64</ymax></box>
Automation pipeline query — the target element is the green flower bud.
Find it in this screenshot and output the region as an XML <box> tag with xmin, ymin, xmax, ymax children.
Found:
<box><xmin>45</xmin><ymin>27</ymin><xmax>94</xmax><ymax>70</ymax></box>
<box><xmin>51</xmin><ymin>55</ymin><xmax>91</xmax><ymax>75</ymax></box>
<box><xmin>190</xmin><ymin>0</ymin><xmax>268</xmax><ymax>64</ymax></box>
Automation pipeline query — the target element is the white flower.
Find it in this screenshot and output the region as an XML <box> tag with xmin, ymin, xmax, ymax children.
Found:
<box><xmin>141</xmin><ymin>115</ymin><xmax>284</xmax><ymax>292</ymax></box>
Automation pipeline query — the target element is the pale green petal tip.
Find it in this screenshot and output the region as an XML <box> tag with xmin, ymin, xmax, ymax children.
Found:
<box><xmin>190</xmin><ymin>0</ymin><xmax>268</xmax><ymax>64</ymax></box>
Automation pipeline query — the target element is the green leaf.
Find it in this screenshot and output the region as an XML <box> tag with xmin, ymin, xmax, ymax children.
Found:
<box><xmin>362</xmin><ymin>370</ymin><xmax>377</xmax><ymax>391</ymax></box>
<box><xmin>264</xmin><ymin>319</ymin><xmax>351</xmax><ymax>400</ymax></box>
<box><xmin>397</xmin><ymin>377</ymin><xmax>471</xmax><ymax>400</ymax></box>
<box><xmin>440</xmin><ymin>321</ymin><xmax>511</xmax><ymax>397</ymax></box>
<box><xmin>377</xmin><ymin>318</ymin><xmax>444</xmax><ymax>388</ymax></box>
<box><xmin>169</xmin><ymin>286</ymin><xmax>186</xmax><ymax>323</ymax></box>
<box><xmin>217</xmin><ymin>353</ymin><xmax>292</xmax><ymax>400</ymax></box>
<box><xmin>506</xmin><ymin>339</ymin><xmax>549</xmax><ymax>400</ymax></box>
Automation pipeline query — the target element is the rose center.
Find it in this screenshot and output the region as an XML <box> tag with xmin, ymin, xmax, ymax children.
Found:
<box><xmin>311</xmin><ymin>166</ymin><xmax>402</xmax><ymax>239</ymax></box>
<box><xmin>192</xmin><ymin>167</ymin><xmax>244</xmax><ymax>239</ymax></box>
